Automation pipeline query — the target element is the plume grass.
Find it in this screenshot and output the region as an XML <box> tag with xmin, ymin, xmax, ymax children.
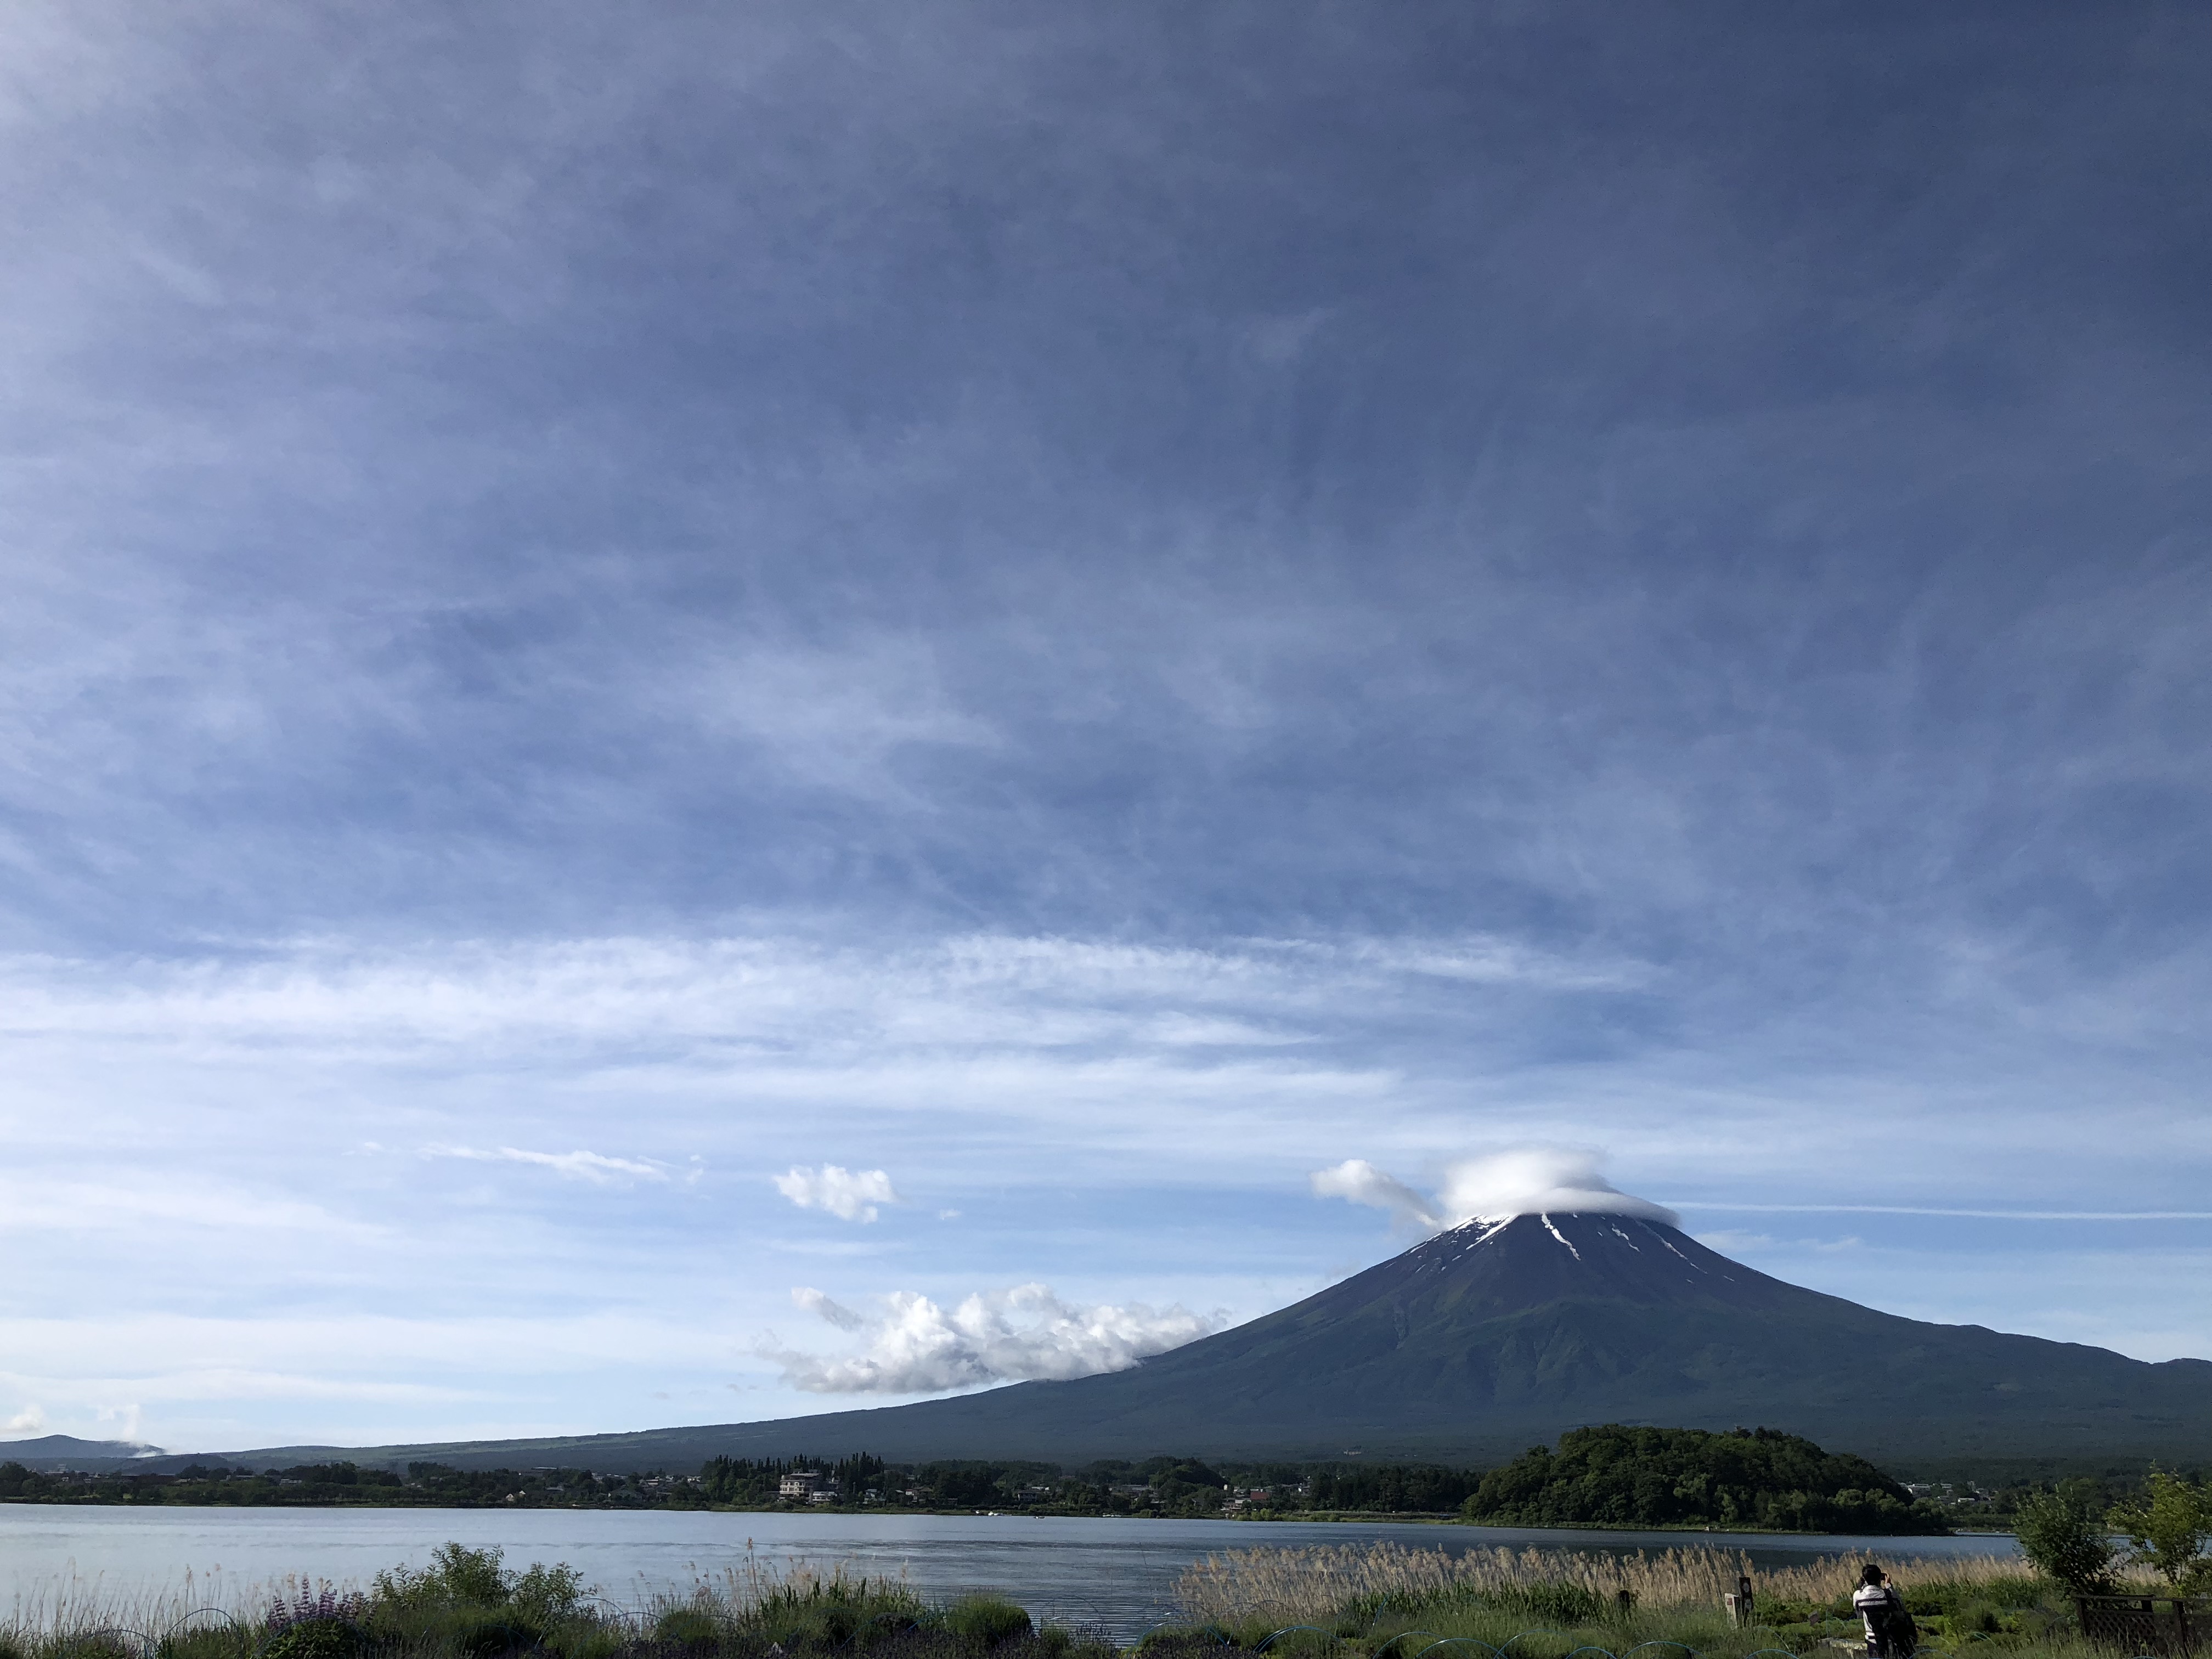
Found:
<box><xmin>1171</xmin><ymin>1543</ymin><xmax>2163</xmax><ymax>1623</ymax></box>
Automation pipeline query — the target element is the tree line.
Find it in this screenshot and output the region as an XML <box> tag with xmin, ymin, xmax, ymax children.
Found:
<box><xmin>0</xmin><ymin>1452</ymin><xmax>1487</xmax><ymax>1516</ymax></box>
<box><xmin>0</xmin><ymin>1459</ymin><xmax>707</xmax><ymax>1508</ymax></box>
<box><xmin>696</xmin><ymin>1452</ymin><xmax>1485</xmax><ymax>1515</ymax></box>
<box><xmin>8</xmin><ymin>1429</ymin><xmax>2203</xmax><ymax>1546</ymax></box>
<box><xmin>1456</xmin><ymin>1426</ymin><xmax>1951</xmax><ymax>1533</ymax></box>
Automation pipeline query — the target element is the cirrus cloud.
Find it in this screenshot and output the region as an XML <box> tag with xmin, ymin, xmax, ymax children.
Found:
<box><xmin>424</xmin><ymin>1145</ymin><xmax>670</xmax><ymax>1184</ymax></box>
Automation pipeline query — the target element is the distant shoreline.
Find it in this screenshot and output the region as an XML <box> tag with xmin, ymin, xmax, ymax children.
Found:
<box><xmin>0</xmin><ymin>1496</ymin><xmax>1991</xmax><ymax>1537</ymax></box>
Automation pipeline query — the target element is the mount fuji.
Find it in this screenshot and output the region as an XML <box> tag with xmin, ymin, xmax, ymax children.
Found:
<box><xmin>148</xmin><ymin>1212</ymin><xmax>2210</xmax><ymax>1477</ymax></box>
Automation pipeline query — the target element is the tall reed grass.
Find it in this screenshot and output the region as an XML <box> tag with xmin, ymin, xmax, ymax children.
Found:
<box><xmin>5</xmin><ymin>1566</ymin><xmax>308</xmax><ymax>1644</ymax></box>
<box><xmin>1172</xmin><ymin>1543</ymin><xmax>2145</xmax><ymax>1623</ymax></box>
<box><xmin>1154</xmin><ymin>1542</ymin><xmax>2187</xmax><ymax>1659</ymax></box>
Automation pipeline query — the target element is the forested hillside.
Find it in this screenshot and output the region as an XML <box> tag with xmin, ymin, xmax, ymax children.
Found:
<box><xmin>1462</xmin><ymin>1426</ymin><xmax>1949</xmax><ymax>1532</ymax></box>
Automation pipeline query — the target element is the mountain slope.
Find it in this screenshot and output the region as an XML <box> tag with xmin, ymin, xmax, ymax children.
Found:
<box><xmin>0</xmin><ymin>1434</ymin><xmax>164</xmax><ymax>1471</ymax></box>
<box><xmin>172</xmin><ymin>1215</ymin><xmax>2208</xmax><ymax>1475</ymax></box>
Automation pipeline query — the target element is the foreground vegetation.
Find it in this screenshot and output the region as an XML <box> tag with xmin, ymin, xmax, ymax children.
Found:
<box><xmin>1169</xmin><ymin>1542</ymin><xmax>2200</xmax><ymax>1659</ymax></box>
<box><xmin>7</xmin><ymin>1538</ymin><xmax>2207</xmax><ymax>1659</ymax></box>
<box><xmin>0</xmin><ymin>1544</ymin><xmax>1108</xmax><ymax>1659</ymax></box>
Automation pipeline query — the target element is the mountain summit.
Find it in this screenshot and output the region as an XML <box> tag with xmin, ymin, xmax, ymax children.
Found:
<box><xmin>878</xmin><ymin>1211</ymin><xmax>2205</xmax><ymax>1465</ymax></box>
<box><xmin>168</xmin><ymin>1211</ymin><xmax>2210</xmax><ymax>1477</ymax></box>
<box><xmin>0</xmin><ymin>1434</ymin><xmax>163</xmax><ymax>1471</ymax></box>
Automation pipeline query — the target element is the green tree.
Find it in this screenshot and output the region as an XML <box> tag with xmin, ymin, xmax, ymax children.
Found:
<box><xmin>373</xmin><ymin>1542</ymin><xmax>515</xmax><ymax>1609</ymax></box>
<box><xmin>1457</xmin><ymin>1426</ymin><xmax>1939</xmax><ymax>1534</ymax></box>
<box><xmin>2108</xmin><ymin>1470</ymin><xmax>2211</xmax><ymax>1589</ymax></box>
<box><xmin>2015</xmin><ymin>1489</ymin><xmax>2118</xmax><ymax>1594</ymax></box>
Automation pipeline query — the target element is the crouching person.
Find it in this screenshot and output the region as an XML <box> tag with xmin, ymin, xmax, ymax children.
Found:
<box><xmin>1854</xmin><ymin>1564</ymin><xmax>1918</xmax><ymax>1658</ymax></box>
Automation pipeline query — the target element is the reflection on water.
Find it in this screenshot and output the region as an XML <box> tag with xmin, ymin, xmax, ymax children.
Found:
<box><xmin>0</xmin><ymin>1506</ymin><xmax>2022</xmax><ymax>1643</ymax></box>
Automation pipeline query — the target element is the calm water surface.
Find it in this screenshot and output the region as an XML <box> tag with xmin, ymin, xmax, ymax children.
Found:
<box><xmin>0</xmin><ymin>1508</ymin><xmax>2023</xmax><ymax>1641</ymax></box>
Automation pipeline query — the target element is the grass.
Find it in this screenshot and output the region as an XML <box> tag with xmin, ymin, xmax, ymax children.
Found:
<box><xmin>1165</xmin><ymin>1543</ymin><xmax>2172</xmax><ymax>1659</ymax></box>
<box><xmin>0</xmin><ymin>1548</ymin><xmax>1113</xmax><ymax>1659</ymax></box>
<box><xmin>2</xmin><ymin>1543</ymin><xmax>2182</xmax><ymax>1659</ymax></box>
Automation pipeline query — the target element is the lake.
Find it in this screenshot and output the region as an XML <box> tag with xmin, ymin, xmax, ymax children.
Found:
<box><xmin>0</xmin><ymin>1507</ymin><xmax>2024</xmax><ymax>1642</ymax></box>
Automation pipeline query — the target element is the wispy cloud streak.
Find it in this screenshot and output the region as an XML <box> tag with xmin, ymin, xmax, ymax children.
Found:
<box><xmin>422</xmin><ymin>1146</ymin><xmax>669</xmax><ymax>1184</ymax></box>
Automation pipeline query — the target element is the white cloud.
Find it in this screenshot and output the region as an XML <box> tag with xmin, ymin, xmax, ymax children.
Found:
<box><xmin>98</xmin><ymin>1402</ymin><xmax>144</xmax><ymax>1444</ymax></box>
<box><xmin>423</xmin><ymin>1145</ymin><xmax>668</xmax><ymax>1184</ymax></box>
<box><xmin>1310</xmin><ymin>1159</ymin><xmax>1441</xmax><ymax>1228</ymax></box>
<box><xmin>1436</xmin><ymin>1149</ymin><xmax>1679</xmax><ymax>1227</ymax></box>
<box><xmin>769</xmin><ymin>1282</ymin><xmax>1218</xmax><ymax>1393</ymax></box>
<box><xmin>1312</xmin><ymin>1147</ymin><xmax>1679</xmax><ymax>1233</ymax></box>
<box><xmin>774</xmin><ymin>1164</ymin><xmax>900</xmax><ymax>1223</ymax></box>
<box><xmin>791</xmin><ymin>1287</ymin><xmax>867</xmax><ymax>1331</ymax></box>
<box><xmin>5</xmin><ymin>1404</ymin><xmax>45</xmax><ymax>1433</ymax></box>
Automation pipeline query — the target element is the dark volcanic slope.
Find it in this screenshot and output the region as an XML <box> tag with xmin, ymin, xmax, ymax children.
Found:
<box><xmin>179</xmin><ymin>1215</ymin><xmax>2209</xmax><ymax>1474</ymax></box>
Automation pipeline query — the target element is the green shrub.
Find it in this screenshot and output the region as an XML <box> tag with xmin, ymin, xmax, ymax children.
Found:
<box><xmin>942</xmin><ymin>1596</ymin><xmax>1032</xmax><ymax>1652</ymax></box>
<box><xmin>738</xmin><ymin>1578</ymin><xmax>930</xmax><ymax>1653</ymax></box>
<box><xmin>508</xmin><ymin>1565</ymin><xmax>585</xmax><ymax>1626</ymax></box>
<box><xmin>1131</xmin><ymin>1630</ymin><xmax>1232</xmax><ymax>1657</ymax></box>
<box><xmin>50</xmin><ymin>1638</ymin><xmax>142</xmax><ymax>1659</ymax></box>
<box><xmin>1513</xmin><ymin>1584</ymin><xmax>1605</xmax><ymax>1626</ymax></box>
<box><xmin>1040</xmin><ymin>1626</ymin><xmax>1119</xmax><ymax>1659</ymax></box>
<box><xmin>259</xmin><ymin>1622</ymin><xmax>362</xmax><ymax>1659</ymax></box>
<box><xmin>2014</xmin><ymin>1492</ymin><xmax>2117</xmax><ymax>1595</ymax></box>
<box><xmin>1752</xmin><ymin>1598</ymin><xmax>1829</xmax><ymax>1626</ymax></box>
<box><xmin>1900</xmin><ymin>1577</ymin><xmax>2050</xmax><ymax>1621</ymax></box>
<box><xmin>375</xmin><ymin>1544</ymin><xmax>517</xmax><ymax>1612</ymax></box>
<box><xmin>1345</xmin><ymin>1582</ymin><xmax>1604</xmax><ymax>1629</ymax></box>
<box><xmin>650</xmin><ymin>1608</ymin><xmax>723</xmax><ymax>1652</ymax></box>
<box><xmin>453</xmin><ymin>1613</ymin><xmax>545</xmax><ymax>1657</ymax></box>
<box><xmin>1973</xmin><ymin>1576</ymin><xmax>2051</xmax><ymax>1613</ymax></box>
<box><xmin>2109</xmin><ymin>1470</ymin><xmax>2212</xmax><ymax>1588</ymax></box>
<box><xmin>1956</xmin><ymin>1602</ymin><xmax>2007</xmax><ymax>1636</ymax></box>
<box><xmin>542</xmin><ymin>1628</ymin><xmax>623</xmax><ymax>1659</ymax></box>
<box><xmin>1756</xmin><ymin>1624</ymin><xmax>1827</xmax><ymax>1655</ymax></box>
<box><xmin>157</xmin><ymin>1625</ymin><xmax>250</xmax><ymax>1659</ymax></box>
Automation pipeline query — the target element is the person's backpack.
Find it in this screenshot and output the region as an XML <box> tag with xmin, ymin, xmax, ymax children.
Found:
<box><xmin>1877</xmin><ymin>1592</ymin><xmax>1919</xmax><ymax>1655</ymax></box>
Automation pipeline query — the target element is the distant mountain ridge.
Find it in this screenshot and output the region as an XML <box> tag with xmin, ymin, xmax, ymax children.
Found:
<box><xmin>0</xmin><ymin>1434</ymin><xmax>163</xmax><ymax>1471</ymax></box>
<box><xmin>128</xmin><ymin>1212</ymin><xmax>2209</xmax><ymax>1479</ymax></box>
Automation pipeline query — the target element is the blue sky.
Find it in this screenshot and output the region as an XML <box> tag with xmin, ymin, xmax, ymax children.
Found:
<box><xmin>2</xmin><ymin>1</ymin><xmax>2207</xmax><ymax>1453</ymax></box>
